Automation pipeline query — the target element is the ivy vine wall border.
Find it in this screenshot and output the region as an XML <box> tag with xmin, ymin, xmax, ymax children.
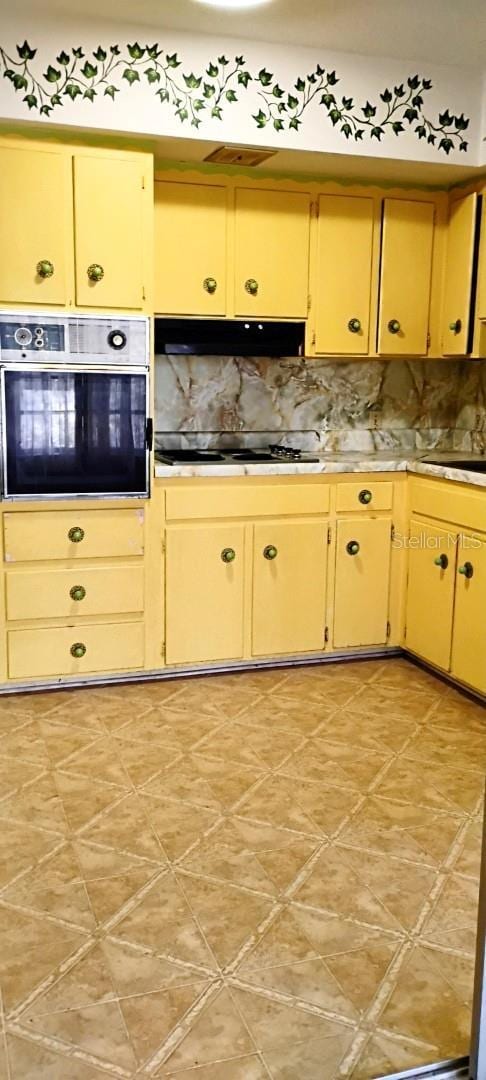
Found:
<box><xmin>0</xmin><ymin>39</ymin><xmax>471</xmax><ymax>155</ymax></box>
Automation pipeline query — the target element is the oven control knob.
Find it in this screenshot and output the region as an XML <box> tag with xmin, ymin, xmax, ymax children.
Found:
<box><xmin>14</xmin><ymin>327</ymin><xmax>33</xmax><ymax>348</ymax></box>
<box><xmin>107</xmin><ymin>330</ymin><xmax>127</xmax><ymax>350</ymax></box>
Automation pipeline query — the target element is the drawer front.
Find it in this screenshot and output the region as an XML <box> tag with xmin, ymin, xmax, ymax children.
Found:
<box><xmin>4</xmin><ymin>509</ymin><xmax>145</xmax><ymax>563</ymax></box>
<box><xmin>410</xmin><ymin>478</ymin><xmax>486</xmax><ymax>533</ymax></box>
<box><xmin>165</xmin><ymin>485</ymin><xmax>330</xmax><ymax>521</ymax></box>
<box><xmin>6</xmin><ymin>565</ymin><xmax>144</xmax><ymax>622</ymax></box>
<box><xmin>336</xmin><ymin>482</ymin><xmax>393</xmax><ymax>513</ymax></box>
<box><xmin>8</xmin><ymin>621</ymin><xmax>145</xmax><ymax>680</ymax></box>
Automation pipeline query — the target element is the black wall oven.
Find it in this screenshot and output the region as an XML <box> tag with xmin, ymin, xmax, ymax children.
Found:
<box><xmin>0</xmin><ymin>313</ymin><xmax>151</xmax><ymax>500</ymax></box>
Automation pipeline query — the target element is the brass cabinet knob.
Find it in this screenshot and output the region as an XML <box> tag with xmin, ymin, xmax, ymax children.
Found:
<box><xmin>458</xmin><ymin>561</ymin><xmax>474</xmax><ymax>578</ymax></box>
<box><xmin>358</xmin><ymin>488</ymin><xmax>372</xmax><ymax>505</ymax></box>
<box><xmin>387</xmin><ymin>319</ymin><xmax>401</xmax><ymax>334</ymax></box>
<box><xmin>245</xmin><ymin>278</ymin><xmax>259</xmax><ymax>296</ymax></box>
<box><xmin>68</xmin><ymin>526</ymin><xmax>85</xmax><ymax>543</ymax></box>
<box><xmin>449</xmin><ymin>319</ymin><xmax>462</xmax><ymax>334</ymax></box>
<box><xmin>36</xmin><ymin>259</ymin><xmax>54</xmax><ymax>279</ymax></box>
<box><xmin>348</xmin><ymin>318</ymin><xmax>361</xmax><ymax>334</ymax></box>
<box><xmin>203</xmin><ymin>277</ymin><xmax>217</xmax><ymax>294</ymax></box>
<box><xmin>263</xmin><ymin>544</ymin><xmax>278</xmax><ymax>560</ymax></box>
<box><xmin>70</xmin><ymin>585</ymin><xmax>86</xmax><ymax>602</ymax></box>
<box><xmin>346</xmin><ymin>540</ymin><xmax>360</xmax><ymax>556</ymax></box>
<box><xmin>434</xmin><ymin>554</ymin><xmax>449</xmax><ymax>570</ymax></box>
<box><xmin>221</xmin><ymin>547</ymin><xmax>236</xmax><ymax>563</ymax></box>
<box><xmin>70</xmin><ymin>642</ymin><xmax>86</xmax><ymax>658</ymax></box>
<box><xmin>87</xmin><ymin>263</ymin><xmax>104</xmax><ymax>283</ymax></box>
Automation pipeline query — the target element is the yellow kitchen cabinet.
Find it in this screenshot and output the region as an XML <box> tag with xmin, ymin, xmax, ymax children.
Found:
<box><xmin>4</xmin><ymin>508</ymin><xmax>144</xmax><ymax>562</ymax></box>
<box><xmin>451</xmin><ymin>532</ymin><xmax>486</xmax><ymax>694</ymax></box>
<box><xmin>234</xmin><ymin>187</ymin><xmax>311</xmax><ymax>318</ymax></box>
<box><xmin>441</xmin><ymin>193</ymin><xmax>477</xmax><ymax>356</ymax></box>
<box><xmin>8</xmin><ymin>621</ymin><xmax>144</xmax><ymax>680</ymax></box>
<box><xmin>405</xmin><ymin>519</ymin><xmax>456</xmax><ymax>670</ymax></box>
<box><xmin>313</xmin><ymin>194</ymin><xmax>375</xmax><ymax>355</ymax></box>
<box><xmin>73</xmin><ymin>154</ymin><xmax>148</xmax><ymax>310</ymax></box>
<box><xmin>5</xmin><ymin>564</ymin><xmax>144</xmax><ymax>622</ymax></box>
<box><xmin>333</xmin><ymin>517</ymin><xmax>392</xmax><ymax>647</ymax></box>
<box><xmin>377</xmin><ymin>198</ymin><xmax>435</xmax><ymax>355</ymax></box>
<box><xmin>0</xmin><ymin>144</ymin><xmax>70</xmax><ymax>307</ymax></box>
<box><xmin>154</xmin><ymin>180</ymin><xmax>227</xmax><ymax>315</ymax></box>
<box><xmin>165</xmin><ymin>524</ymin><xmax>245</xmax><ymax>665</ymax></box>
<box><xmin>252</xmin><ymin>521</ymin><xmax>327</xmax><ymax>656</ymax></box>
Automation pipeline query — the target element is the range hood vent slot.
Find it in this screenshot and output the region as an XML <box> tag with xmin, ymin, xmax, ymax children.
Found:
<box><xmin>203</xmin><ymin>145</ymin><xmax>277</xmax><ymax>167</ymax></box>
<box><xmin>154</xmin><ymin>319</ymin><xmax>305</xmax><ymax>357</ymax></box>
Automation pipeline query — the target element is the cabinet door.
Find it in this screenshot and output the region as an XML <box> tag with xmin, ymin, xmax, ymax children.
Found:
<box><xmin>451</xmin><ymin>533</ymin><xmax>486</xmax><ymax>694</ymax></box>
<box><xmin>74</xmin><ymin>155</ymin><xmax>146</xmax><ymax>310</ymax></box>
<box><xmin>234</xmin><ymin>188</ymin><xmax>311</xmax><ymax>318</ymax></box>
<box><xmin>154</xmin><ymin>181</ymin><xmax>227</xmax><ymax>316</ymax></box>
<box><xmin>378</xmin><ymin>199</ymin><xmax>435</xmax><ymax>355</ymax></box>
<box><xmin>441</xmin><ymin>193</ymin><xmax>477</xmax><ymax>356</ymax></box>
<box><xmin>252</xmin><ymin>521</ymin><xmax>327</xmax><ymax>656</ymax></box>
<box><xmin>0</xmin><ymin>145</ymin><xmax>69</xmax><ymax>306</ymax></box>
<box><xmin>165</xmin><ymin>525</ymin><xmax>245</xmax><ymax>665</ymax></box>
<box><xmin>334</xmin><ymin>518</ymin><xmax>392</xmax><ymax>648</ymax></box>
<box><xmin>405</xmin><ymin>519</ymin><xmax>456</xmax><ymax>670</ymax></box>
<box><xmin>314</xmin><ymin>195</ymin><xmax>374</xmax><ymax>354</ymax></box>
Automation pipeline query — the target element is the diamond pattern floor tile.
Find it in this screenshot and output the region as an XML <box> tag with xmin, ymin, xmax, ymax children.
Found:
<box><xmin>339</xmin><ymin>795</ymin><xmax>464</xmax><ymax>867</ymax></box>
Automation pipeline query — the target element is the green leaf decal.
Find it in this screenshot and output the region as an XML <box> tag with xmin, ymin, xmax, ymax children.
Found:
<box><xmin>17</xmin><ymin>40</ymin><xmax>37</xmax><ymax>60</ymax></box>
<box><xmin>44</xmin><ymin>65</ymin><xmax>61</xmax><ymax>83</ymax></box>
<box><xmin>12</xmin><ymin>74</ymin><xmax>27</xmax><ymax>90</ymax></box>
<box><xmin>258</xmin><ymin>68</ymin><xmax>273</xmax><ymax>86</ymax></box>
<box><xmin>226</xmin><ymin>89</ymin><xmax>237</xmax><ymax>102</ymax></box>
<box><xmin>145</xmin><ymin>68</ymin><xmax>160</xmax><ymax>83</ymax></box>
<box><xmin>104</xmin><ymin>85</ymin><xmax>119</xmax><ymax>99</ymax></box>
<box><xmin>81</xmin><ymin>61</ymin><xmax>97</xmax><ymax>79</ymax></box>
<box><xmin>23</xmin><ymin>93</ymin><xmax>37</xmax><ymax>108</ymax></box>
<box><xmin>94</xmin><ymin>46</ymin><xmax>107</xmax><ymax>62</ymax></box>
<box><xmin>166</xmin><ymin>53</ymin><xmax>180</xmax><ymax>68</ymax></box>
<box><xmin>183</xmin><ymin>73</ymin><xmax>202</xmax><ymax>89</ymax></box>
<box><xmin>72</xmin><ymin>47</ymin><xmax>84</xmax><ymax>59</ymax></box>
<box><xmin>64</xmin><ymin>83</ymin><xmax>81</xmax><ymax>99</ymax></box>
<box><xmin>127</xmin><ymin>42</ymin><xmax>145</xmax><ymax>60</ymax></box>
<box><xmin>83</xmin><ymin>87</ymin><xmax>97</xmax><ymax>101</ymax></box>
<box><xmin>206</xmin><ymin>62</ymin><xmax>218</xmax><ymax>77</ymax></box>
<box><xmin>57</xmin><ymin>51</ymin><xmax>70</xmax><ymax>66</ymax></box>
<box><xmin>362</xmin><ymin>101</ymin><xmax>376</xmax><ymax>118</ymax></box>
<box><xmin>253</xmin><ymin>109</ymin><xmax>268</xmax><ymax>127</ymax></box>
<box><xmin>123</xmin><ymin>68</ymin><xmax>140</xmax><ymax>84</ymax></box>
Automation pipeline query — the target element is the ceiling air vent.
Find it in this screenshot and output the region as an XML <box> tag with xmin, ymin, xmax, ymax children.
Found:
<box><xmin>203</xmin><ymin>145</ymin><xmax>277</xmax><ymax>167</ymax></box>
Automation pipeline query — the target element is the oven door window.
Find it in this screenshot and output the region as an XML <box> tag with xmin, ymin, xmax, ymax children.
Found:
<box><xmin>3</xmin><ymin>370</ymin><xmax>148</xmax><ymax>497</ymax></box>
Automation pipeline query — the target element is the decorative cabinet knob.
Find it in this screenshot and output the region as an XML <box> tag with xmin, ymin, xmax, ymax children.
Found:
<box><xmin>203</xmin><ymin>277</ymin><xmax>217</xmax><ymax>294</ymax></box>
<box><xmin>221</xmin><ymin>547</ymin><xmax>236</xmax><ymax>563</ymax></box>
<box><xmin>434</xmin><ymin>553</ymin><xmax>449</xmax><ymax>570</ymax></box>
<box><xmin>36</xmin><ymin>259</ymin><xmax>54</xmax><ymax>279</ymax></box>
<box><xmin>449</xmin><ymin>319</ymin><xmax>462</xmax><ymax>334</ymax></box>
<box><xmin>348</xmin><ymin>318</ymin><xmax>361</xmax><ymax>334</ymax></box>
<box><xmin>70</xmin><ymin>642</ymin><xmax>87</xmax><ymax>658</ymax></box>
<box><xmin>387</xmin><ymin>319</ymin><xmax>401</xmax><ymax>335</ymax></box>
<box><xmin>458</xmin><ymin>561</ymin><xmax>474</xmax><ymax>578</ymax></box>
<box><xmin>263</xmin><ymin>545</ymin><xmax>278</xmax><ymax>560</ymax></box>
<box><xmin>245</xmin><ymin>278</ymin><xmax>259</xmax><ymax>296</ymax></box>
<box><xmin>68</xmin><ymin>526</ymin><xmax>85</xmax><ymax>543</ymax></box>
<box><xmin>70</xmin><ymin>585</ymin><xmax>86</xmax><ymax>602</ymax></box>
<box><xmin>87</xmin><ymin>263</ymin><xmax>104</xmax><ymax>283</ymax></box>
<box><xmin>346</xmin><ymin>540</ymin><xmax>360</xmax><ymax>556</ymax></box>
<box><xmin>358</xmin><ymin>489</ymin><xmax>372</xmax><ymax>505</ymax></box>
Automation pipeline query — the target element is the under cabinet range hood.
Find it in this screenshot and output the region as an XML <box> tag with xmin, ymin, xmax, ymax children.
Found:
<box><xmin>154</xmin><ymin>319</ymin><xmax>305</xmax><ymax>357</ymax></box>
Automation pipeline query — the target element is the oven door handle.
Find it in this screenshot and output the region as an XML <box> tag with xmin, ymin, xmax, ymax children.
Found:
<box><xmin>145</xmin><ymin>417</ymin><xmax>153</xmax><ymax>452</ymax></box>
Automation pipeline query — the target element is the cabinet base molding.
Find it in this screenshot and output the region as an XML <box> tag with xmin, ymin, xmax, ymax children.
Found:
<box><xmin>403</xmin><ymin>648</ymin><xmax>486</xmax><ymax>705</ymax></box>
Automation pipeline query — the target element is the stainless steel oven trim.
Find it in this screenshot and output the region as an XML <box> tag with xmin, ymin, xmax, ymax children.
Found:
<box><xmin>0</xmin><ymin>310</ymin><xmax>151</xmax><ymax>367</ymax></box>
<box><xmin>0</xmin><ymin>364</ymin><xmax>151</xmax><ymax>501</ymax></box>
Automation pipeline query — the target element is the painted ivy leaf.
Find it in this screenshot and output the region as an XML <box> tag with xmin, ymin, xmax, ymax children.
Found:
<box><xmin>72</xmin><ymin>47</ymin><xmax>84</xmax><ymax>59</ymax></box>
<box><xmin>316</xmin><ymin>64</ymin><xmax>325</xmax><ymax>76</ymax></box>
<box><xmin>64</xmin><ymin>83</ymin><xmax>82</xmax><ymax>99</ymax></box>
<box><xmin>404</xmin><ymin>106</ymin><xmax>418</xmax><ymax>123</ymax></box>
<box><xmin>3</xmin><ymin>70</ymin><xmax>15</xmax><ymax>81</ymax></box>
<box><xmin>371</xmin><ymin>126</ymin><xmax>383</xmax><ymax>140</ymax></box>
<box><xmin>166</xmin><ymin>53</ymin><xmax>180</xmax><ymax>68</ymax></box>
<box><xmin>460</xmin><ymin>141</ymin><xmax>468</xmax><ymax>151</ymax></box>
<box><xmin>194</xmin><ymin>98</ymin><xmax>205</xmax><ymax>110</ymax></box>
<box><xmin>394</xmin><ymin>84</ymin><xmax>405</xmax><ymax>97</ymax></box>
<box><xmin>23</xmin><ymin>93</ymin><xmax>37</xmax><ymax>108</ymax></box>
<box><xmin>380</xmin><ymin>88</ymin><xmax>393</xmax><ymax>103</ymax></box>
<box><xmin>57</xmin><ymin>51</ymin><xmax>70</xmax><ymax>66</ymax></box>
<box><xmin>157</xmin><ymin>88</ymin><xmax>170</xmax><ymax>103</ymax></box>
<box><xmin>203</xmin><ymin>82</ymin><xmax>215</xmax><ymax>98</ymax></box>
<box><xmin>123</xmin><ymin>68</ymin><xmax>140</xmax><ymax>84</ymax></box>
<box><xmin>44</xmin><ymin>65</ymin><xmax>61</xmax><ymax>83</ymax></box>
<box><xmin>110</xmin><ymin>45</ymin><xmax>120</xmax><ymax>56</ymax></box>
<box><xmin>147</xmin><ymin>44</ymin><xmax>162</xmax><ymax>59</ymax></box>
<box><xmin>278</xmin><ymin>102</ymin><xmax>287</xmax><ymax>113</ymax></box>
<box><xmin>392</xmin><ymin>121</ymin><xmax>404</xmax><ymax>135</ymax></box>
<box><xmin>238</xmin><ymin>71</ymin><xmax>252</xmax><ymax>87</ymax></box>
<box><xmin>258</xmin><ymin>68</ymin><xmax>273</xmax><ymax>86</ymax></box>
<box><xmin>40</xmin><ymin>104</ymin><xmax>52</xmax><ymax>115</ymax></box>
<box><xmin>287</xmin><ymin>94</ymin><xmax>299</xmax><ymax>109</ymax></box>
<box><xmin>17</xmin><ymin>40</ymin><xmax>37</xmax><ymax>60</ymax></box>
<box><xmin>191</xmin><ymin>117</ymin><xmax>201</xmax><ymax>128</ymax></box>
<box><xmin>212</xmin><ymin>105</ymin><xmax>223</xmax><ymax>119</ymax></box>
<box><xmin>218</xmin><ymin>55</ymin><xmax>228</xmax><ymax>65</ymax></box>
<box><xmin>81</xmin><ymin>61</ymin><xmax>98</xmax><ymax>79</ymax></box>
<box><xmin>342</xmin><ymin>96</ymin><xmax>353</xmax><ymax>109</ymax></box>
<box><xmin>321</xmin><ymin>92</ymin><xmax>335</xmax><ymax>107</ymax></box>
<box><xmin>354</xmin><ymin>128</ymin><xmax>364</xmax><ymax>140</ymax></box>
<box><xmin>438</xmin><ymin>109</ymin><xmax>452</xmax><ymax>126</ymax></box>
<box><xmin>422</xmin><ymin>78</ymin><xmax>433</xmax><ymax>90</ymax></box>
<box><xmin>327</xmin><ymin>70</ymin><xmax>338</xmax><ymax>85</ymax></box>
<box><xmin>104</xmin><ymin>85</ymin><xmax>119</xmax><ymax>98</ymax></box>
<box><xmin>273</xmin><ymin>117</ymin><xmax>284</xmax><ymax>130</ymax></box>
<box><xmin>273</xmin><ymin>84</ymin><xmax>284</xmax><ymax>98</ymax></box>
<box><xmin>454</xmin><ymin>113</ymin><xmax>469</xmax><ymax>131</ymax></box>
<box><xmin>439</xmin><ymin>136</ymin><xmax>453</xmax><ymax>154</ymax></box>
<box><xmin>128</xmin><ymin>42</ymin><xmax>145</xmax><ymax>60</ymax></box>
<box><xmin>295</xmin><ymin>77</ymin><xmax>305</xmax><ymax>92</ymax></box>
<box><xmin>235</xmin><ymin>55</ymin><xmax>245</xmax><ymax>66</ymax></box>
<box><xmin>93</xmin><ymin>47</ymin><xmax>107</xmax><ymax>62</ymax></box>
<box><xmin>12</xmin><ymin>74</ymin><xmax>27</xmax><ymax>90</ymax></box>
<box><xmin>176</xmin><ymin>107</ymin><xmax>188</xmax><ymax>121</ymax></box>
<box><xmin>145</xmin><ymin>67</ymin><xmax>160</xmax><ymax>83</ymax></box>
<box><xmin>83</xmin><ymin>87</ymin><xmax>97</xmax><ymax>101</ymax></box>
<box><xmin>411</xmin><ymin>94</ymin><xmax>423</xmax><ymax>108</ymax></box>
<box><xmin>253</xmin><ymin>109</ymin><xmax>268</xmax><ymax>127</ymax></box>
<box><xmin>427</xmin><ymin>133</ymin><xmax>436</xmax><ymax>144</ymax></box>
<box><xmin>362</xmin><ymin>101</ymin><xmax>376</xmax><ymax>118</ymax></box>
<box><xmin>308</xmin><ymin>73</ymin><xmax>317</xmax><ymax>84</ymax></box>
<box><xmin>407</xmin><ymin>74</ymin><xmax>420</xmax><ymax>90</ymax></box>
<box><xmin>289</xmin><ymin>116</ymin><xmax>301</xmax><ymax>130</ymax></box>
<box><xmin>51</xmin><ymin>93</ymin><xmax>62</xmax><ymax>105</ymax></box>
<box><xmin>207</xmin><ymin>62</ymin><xmax>218</xmax><ymax>77</ymax></box>
<box><xmin>329</xmin><ymin>108</ymin><xmax>341</xmax><ymax>126</ymax></box>
<box><xmin>415</xmin><ymin>124</ymin><xmax>426</xmax><ymax>138</ymax></box>
<box><xmin>226</xmin><ymin>88</ymin><xmax>237</xmax><ymax>102</ymax></box>
<box><xmin>184</xmin><ymin>73</ymin><xmax>202</xmax><ymax>89</ymax></box>
<box><xmin>341</xmin><ymin>122</ymin><xmax>352</xmax><ymax>138</ymax></box>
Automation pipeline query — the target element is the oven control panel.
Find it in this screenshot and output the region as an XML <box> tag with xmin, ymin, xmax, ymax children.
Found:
<box><xmin>0</xmin><ymin>312</ymin><xmax>149</xmax><ymax>366</ymax></box>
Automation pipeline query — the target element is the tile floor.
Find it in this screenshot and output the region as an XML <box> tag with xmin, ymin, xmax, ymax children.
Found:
<box><xmin>0</xmin><ymin>656</ymin><xmax>484</xmax><ymax>1079</ymax></box>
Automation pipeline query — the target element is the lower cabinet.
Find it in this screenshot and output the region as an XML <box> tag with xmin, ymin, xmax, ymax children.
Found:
<box><xmin>451</xmin><ymin>533</ymin><xmax>486</xmax><ymax>694</ymax></box>
<box><xmin>252</xmin><ymin>521</ymin><xmax>327</xmax><ymax>656</ymax></box>
<box><xmin>405</xmin><ymin>519</ymin><xmax>456</xmax><ymax>670</ymax></box>
<box><xmin>8</xmin><ymin>622</ymin><xmax>145</xmax><ymax>680</ymax></box>
<box><xmin>333</xmin><ymin>518</ymin><xmax>392</xmax><ymax>647</ymax></box>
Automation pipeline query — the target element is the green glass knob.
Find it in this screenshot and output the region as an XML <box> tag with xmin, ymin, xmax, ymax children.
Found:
<box><xmin>346</xmin><ymin>540</ymin><xmax>360</xmax><ymax>556</ymax></box>
<box><xmin>458</xmin><ymin>561</ymin><xmax>474</xmax><ymax>579</ymax></box>
<box><xmin>359</xmin><ymin>489</ymin><xmax>372</xmax><ymax>505</ymax></box>
<box><xmin>264</xmin><ymin>545</ymin><xmax>278</xmax><ymax>560</ymax></box>
<box><xmin>203</xmin><ymin>277</ymin><xmax>217</xmax><ymax>295</ymax></box>
<box><xmin>245</xmin><ymin>278</ymin><xmax>259</xmax><ymax>296</ymax></box>
<box><xmin>70</xmin><ymin>642</ymin><xmax>86</xmax><ymax>659</ymax></box>
<box><xmin>68</xmin><ymin>526</ymin><xmax>85</xmax><ymax>543</ymax></box>
<box><xmin>36</xmin><ymin>259</ymin><xmax>54</xmax><ymax>279</ymax></box>
<box><xmin>449</xmin><ymin>319</ymin><xmax>462</xmax><ymax>334</ymax></box>
<box><xmin>434</xmin><ymin>554</ymin><xmax>449</xmax><ymax>570</ymax></box>
<box><xmin>70</xmin><ymin>585</ymin><xmax>86</xmax><ymax>602</ymax></box>
<box><xmin>221</xmin><ymin>547</ymin><xmax>236</xmax><ymax>563</ymax></box>
<box><xmin>87</xmin><ymin>263</ymin><xmax>104</xmax><ymax>283</ymax></box>
<box><xmin>348</xmin><ymin>318</ymin><xmax>361</xmax><ymax>334</ymax></box>
<box><xmin>388</xmin><ymin>319</ymin><xmax>401</xmax><ymax>334</ymax></box>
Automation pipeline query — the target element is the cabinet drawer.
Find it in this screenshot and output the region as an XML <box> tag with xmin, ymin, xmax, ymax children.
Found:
<box><xmin>4</xmin><ymin>509</ymin><xmax>145</xmax><ymax>563</ymax></box>
<box><xmin>8</xmin><ymin>621</ymin><xmax>144</xmax><ymax>680</ymax></box>
<box><xmin>410</xmin><ymin>478</ymin><xmax>486</xmax><ymax>533</ymax></box>
<box><xmin>165</xmin><ymin>485</ymin><xmax>329</xmax><ymax>521</ymax></box>
<box><xmin>336</xmin><ymin>482</ymin><xmax>393</xmax><ymax>512</ymax></box>
<box><xmin>6</xmin><ymin>565</ymin><xmax>144</xmax><ymax>622</ymax></box>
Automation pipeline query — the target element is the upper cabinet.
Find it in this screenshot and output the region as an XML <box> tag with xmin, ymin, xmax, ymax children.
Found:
<box><xmin>154</xmin><ymin>180</ymin><xmax>227</xmax><ymax>316</ymax></box>
<box><xmin>440</xmin><ymin>192</ymin><xmax>478</xmax><ymax>356</ymax></box>
<box><xmin>313</xmin><ymin>194</ymin><xmax>375</xmax><ymax>355</ymax></box>
<box><xmin>377</xmin><ymin>198</ymin><xmax>435</xmax><ymax>356</ymax></box>
<box><xmin>234</xmin><ymin>187</ymin><xmax>311</xmax><ymax>319</ymax></box>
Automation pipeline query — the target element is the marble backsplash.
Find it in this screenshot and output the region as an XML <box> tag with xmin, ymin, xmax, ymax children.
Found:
<box><xmin>154</xmin><ymin>355</ymin><xmax>486</xmax><ymax>453</ymax></box>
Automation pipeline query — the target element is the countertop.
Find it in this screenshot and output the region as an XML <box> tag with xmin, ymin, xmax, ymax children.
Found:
<box><xmin>154</xmin><ymin>452</ymin><xmax>486</xmax><ymax>488</ymax></box>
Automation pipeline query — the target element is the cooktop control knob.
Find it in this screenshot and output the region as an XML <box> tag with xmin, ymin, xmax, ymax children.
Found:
<box><xmin>107</xmin><ymin>329</ymin><xmax>127</xmax><ymax>350</ymax></box>
<box><xmin>14</xmin><ymin>326</ymin><xmax>33</xmax><ymax>348</ymax></box>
